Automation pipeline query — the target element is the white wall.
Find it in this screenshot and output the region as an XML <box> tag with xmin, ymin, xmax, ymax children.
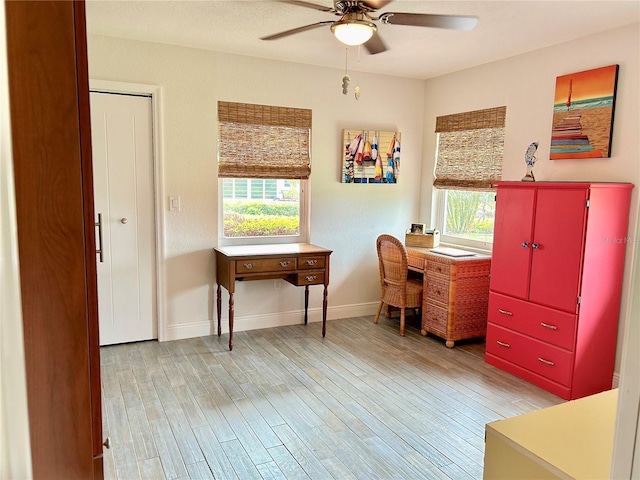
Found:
<box><xmin>87</xmin><ymin>35</ymin><xmax>426</xmax><ymax>339</ymax></box>
<box><xmin>420</xmin><ymin>23</ymin><xmax>640</xmax><ymax>373</ymax></box>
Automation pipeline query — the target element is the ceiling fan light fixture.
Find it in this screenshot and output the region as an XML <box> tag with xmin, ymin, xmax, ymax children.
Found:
<box><xmin>331</xmin><ymin>16</ymin><xmax>376</xmax><ymax>46</ymax></box>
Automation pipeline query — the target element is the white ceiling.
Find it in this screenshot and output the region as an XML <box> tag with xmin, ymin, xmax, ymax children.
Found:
<box><xmin>85</xmin><ymin>0</ymin><xmax>640</xmax><ymax>80</ymax></box>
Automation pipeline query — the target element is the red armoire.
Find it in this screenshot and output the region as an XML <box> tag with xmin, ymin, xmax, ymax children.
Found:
<box><xmin>486</xmin><ymin>182</ymin><xmax>633</xmax><ymax>400</ymax></box>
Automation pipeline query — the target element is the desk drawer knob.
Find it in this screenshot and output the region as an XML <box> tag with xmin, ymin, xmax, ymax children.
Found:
<box><xmin>306</xmin><ymin>275</ymin><xmax>317</xmax><ymax>282</ymax></box>
<box><xmin>279</xmin><ymin>261</ymin><xmax>291</xmax><ymax>267</ymax></box>
<box><xmin>243</xmin><ymin>263</ymin><xmax>255</xmax><ymax>270</ymax></box>
<box><xmin>306</xmin><ymin>259</ymin><xmax>318</xmax><ymax>266</ymax></box>
<box><xmin>538</xmin><ymin>357</ymin><xmax>554</xmax><ymax>366</ymax></box>
<box><xmin>496</xmin><ymin>340</ymin><xmax>510</xmax><ymax>348</ymax></box>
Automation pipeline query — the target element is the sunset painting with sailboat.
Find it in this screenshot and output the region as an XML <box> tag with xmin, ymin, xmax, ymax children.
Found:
<box><xmin>550</xmin><ymin>64</ymin><xmax>619</xmax><ymax>159</ymax></box>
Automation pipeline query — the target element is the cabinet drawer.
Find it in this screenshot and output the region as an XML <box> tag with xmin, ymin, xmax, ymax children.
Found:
<box><xmin>287</xmin><ymin>272</ymin><xmax>325</xmax><ymax>286</ymax></box>
<box><xmin>298</xmin><ymin>256</ymin><xmax>325</xmax><ymax>270</ymax></box>
<box><xmin>486</xmin><ymin>324</ymin><xmax>573</xmax><ymax>387</ymax></box>
<box><xmin>236</xmin><ymin>257</ymin><xmax>296</xmax><ymax>274</ymax></box>
<box><xmin>425</xmin><ymin>274</ymin><xmax>451</xmax><ymax>306</ymax></box>
<box><xmin>426</xmin><ymin>258</ymin><xmax>451</xmax><ymax>277</ymax></box>
<box><xmin>488</xmin><ymin>292</ymin><xmax>577</xmax><ymax>350</ymax></box>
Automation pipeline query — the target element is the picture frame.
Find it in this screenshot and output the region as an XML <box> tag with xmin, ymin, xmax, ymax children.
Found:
<box><xmin>410</xmin><ymin>223</ymin><xmax>425</xmax><ymax>234</ymax></box>
<box><xmin>550</xmin><ymin>64</ymin><xmax>619</xmax><ymax>160</ymax></box>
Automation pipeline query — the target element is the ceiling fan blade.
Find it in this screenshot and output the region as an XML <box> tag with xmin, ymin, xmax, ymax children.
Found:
<box><xmin>261</xmin><ymin>21</ymin><xmax>334</xmax><ymax>41</ymax></box>
<box><xmin>364</xmin><ymin>33</ymin><xmax>387</xmax><ymax>55</ymax></box>
<box><xmin>279</xmin><ymin>0</ymin><xmax>334</xmax><ymax>12</ymax></box>
<box><xmin>379</xmin><ymin>12</ymin><xmax>479</xmax><ymax>31</ymax></box>
<box><xmin>361</xmin><ymin>0</ymin><xmax>393</xmax><ymax>10</ymax></box>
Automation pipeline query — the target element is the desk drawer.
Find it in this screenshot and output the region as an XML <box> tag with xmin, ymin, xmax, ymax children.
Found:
<box><xmin>298</xmin><ymin>256</ymin><xmax>325</xmax><ymax>270</ymax></box>
<box><xmin>426</xmin><ymin>258</ymin><xmax>451</xmax><ymax>277</ymax></box>
<box><xmin>486</xmin><ymin>323</ymin><xmax>573</xmax><ymax>387</ymax></box>
<box><xmin>425</xmin><ymin>274</ymin><xmax>450</xmax><ymax>306</ymax></box>
<box><xmin>236</xmin><ymin>257</ymin><xmax>296</xmax><ymax>274</ymax></box>
<box><xmin>407</xmin><ymin>254</ymin><xmax>425</xmax><ymax>271</ymax></box>
<box><xmin>287</xmin><ymin>272</ymin><xmax>325</xmax><ymax>286</ymax></box>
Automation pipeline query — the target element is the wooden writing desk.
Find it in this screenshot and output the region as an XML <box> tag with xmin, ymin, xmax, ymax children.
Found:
<box><xmin>214</xmin><ymin>243</ymin><xmax>332</xmax><ymax>350</ymax></box>
<box><xmin>406</xmin><ymin>247</ymin><xmax>491</xmax><ymax>347</ymax></box>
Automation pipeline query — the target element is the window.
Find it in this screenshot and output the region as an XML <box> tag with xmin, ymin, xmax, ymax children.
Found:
<box><xmin>433</xmin><ymin>106</ymin><xmax>505</xmax><ymax>249</ymax></box>
<box><xmin>217</xmin><ymin>102</ymin><xmax>311</xmax><ymax>244</ymax></box>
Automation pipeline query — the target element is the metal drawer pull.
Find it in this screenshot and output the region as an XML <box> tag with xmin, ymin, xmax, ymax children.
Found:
<box><xmin>279</xmin><ymin>261</ymin><xmax>291</xmax><ymax>267</ymax></box>
<box><xmin>306</xmin><ymin>275</ymin><xmax>317</xmax><ymax>282</ymax></box>
<box><xmin>243</xmin><ymin>263</ymin><xmax>255</xmax><ymax>269</ymax></box>
<box><xmin>522</xmin><ymin>241</ymin><xmax>529</xmax><ymax>248</ymax></box>
<box><xmin>496</xmin><ymin>340</ymin><xmax>510</xmax><ymax>348</ymax></box>
<box><xmin>540</xmin><ymin>322</ymin><xmax>558</xmax><ymax>330</ymax></box>
<box><xmin>538</xmin><ymin>357</ymin><xmax>555</xmax><ymax>366</ymax></box>
<box><xmin>532</xmin><ymin>243</ymin><xmax>540</xmax><ymax>249</ymax></box>
<box><xmin>498</xmin><ymin>309</ymin><xmax>513</xmax><ymax>316</ymax></box>
<box><xmin>306</xmin><ymin>259</ymin><xmax>318</xmax><ymax>266</ymax></box>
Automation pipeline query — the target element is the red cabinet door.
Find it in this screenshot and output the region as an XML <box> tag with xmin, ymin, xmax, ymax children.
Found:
<box><xmin>490</xmin><ymin>186</ymin><xmax>536</xmax><ymax>299</ymax></box>
<box><xmin>529</xmin><ymin>188</ymin><xmax>587</xmax><ymax>312</ymax></box>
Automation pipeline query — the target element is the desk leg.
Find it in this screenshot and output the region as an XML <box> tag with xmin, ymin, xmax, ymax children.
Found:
<box><xmin>228</xmin><ymin>293</ymin><xmax>234</xmax><ymax>351</ymax></box>
<box><xmin>322</xmin><ymin>285</ymin><xmax>328</xmax><ymax>337</ymax></box>
<box><xmin>216</xmin><ymin>284</ymin><xmax>222</xmax><ymax>337</ymax></box>
<box><xmin>304</xmin><ymin>285</ymin><xmax>309</xmax><ymax>325</ymax></box>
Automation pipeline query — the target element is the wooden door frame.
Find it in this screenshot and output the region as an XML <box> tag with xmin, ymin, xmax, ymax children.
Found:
<box><xmin>89</xmin><ymin>80</ymin><xmax>166</xmax><ymax>342</ymax></box>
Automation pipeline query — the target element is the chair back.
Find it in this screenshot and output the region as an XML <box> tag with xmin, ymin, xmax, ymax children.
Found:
<box><xmin>376</xmin><ymin>234</ymin><xmax>409</xmax><ymax>292</ymax></box>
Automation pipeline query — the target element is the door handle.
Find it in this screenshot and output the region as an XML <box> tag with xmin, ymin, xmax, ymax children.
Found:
<box><xmin>522</xmin><ymin>241</ymin><xmax>529</xmax><ymax>248</ymax></box>
<box><xmin>120</xmin><ymin>218</ymin><xmax>128</xmax><ymax>224</ymax></box>
<box><xmin>95</xmin><ymin>213</ymin><xmax>104</xmax><ymax>263</ymax></box>
<box><xmin>532</xmin><ymin>243</ymin><xmax>540</xmax><ymax>249</ymax></box>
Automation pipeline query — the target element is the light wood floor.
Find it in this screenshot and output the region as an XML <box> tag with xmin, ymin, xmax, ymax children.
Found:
<box><xmin>101</xmin><ymin>315</ymin><xmax>563</xmax><ymax>480</ymax></box>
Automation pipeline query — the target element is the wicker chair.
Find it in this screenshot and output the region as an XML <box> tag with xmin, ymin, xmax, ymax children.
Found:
<box><xmin>374</xmin><ymin>234</ymin><xmax>423</xmax><ymax>336</ymax></box>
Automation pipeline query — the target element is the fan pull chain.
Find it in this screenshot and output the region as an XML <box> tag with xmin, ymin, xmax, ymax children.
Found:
<box><xmin>341</xmin><ymin>48</ymin><xmax>350</xmax><ymax>95</ymax></box>
<box><xmin>354</xmin><ymin>45</ymin><xmax>361</xmax><ymax>100</ymax></box>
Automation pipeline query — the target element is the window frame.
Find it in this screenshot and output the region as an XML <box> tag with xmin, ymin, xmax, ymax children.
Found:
<box><xmin>433</xmin><ymin>187</ymin><xmax>495</xmax><ymax>252</ymax></box>
<box><xmin>218</xmin><ymin>177</ymin><xmax>310</xmax><ymax>247</ymax></box>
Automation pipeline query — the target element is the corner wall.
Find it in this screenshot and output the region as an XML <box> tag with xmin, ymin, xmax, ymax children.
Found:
<box><xmin>87</xmin><ymin>35</ymin><xmax>426</xmax><ymax>339</ymax></box>
<box><xmin>420</xmin><ymin>23</ymin><xmax>640</xmax><ymax>372</ymax></box>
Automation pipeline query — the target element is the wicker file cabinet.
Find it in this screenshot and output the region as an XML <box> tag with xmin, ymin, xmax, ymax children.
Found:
<box><xmin>407</xmin><ymin>248</ymin><xmax>491</xmax><ymax>348</ymax></box>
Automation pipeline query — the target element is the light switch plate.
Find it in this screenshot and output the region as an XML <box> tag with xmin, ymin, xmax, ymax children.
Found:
<box><xmin>169</xmin><ymin>195</ymin><xmax>180</xmax><ymax>212</ymax></box>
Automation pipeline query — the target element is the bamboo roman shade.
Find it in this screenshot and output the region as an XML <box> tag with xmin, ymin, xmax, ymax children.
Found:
<box><xmin>218</xmin><ymin>101</ymin><xmax>312</xmax><ymax>179</ymax></box>
<box><xmin>434</xmin><ymin>106</ymin><xmax>506</xmax><ymax>191</ymax></box>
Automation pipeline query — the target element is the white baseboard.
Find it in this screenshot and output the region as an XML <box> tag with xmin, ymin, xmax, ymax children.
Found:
<box><xmin>162</xmin><ymin>302</ymin><xmax>379</xmax><ymax>342</ymax></box>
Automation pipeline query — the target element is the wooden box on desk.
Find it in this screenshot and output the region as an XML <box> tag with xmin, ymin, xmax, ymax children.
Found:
<box><xmin>405</xmin><ymin>231</ymin><xmax>440</xmax><ymax>248</ymax></box>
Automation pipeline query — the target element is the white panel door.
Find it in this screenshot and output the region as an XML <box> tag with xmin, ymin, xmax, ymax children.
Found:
<box><xmin>91</xmin><ymin>92</ymin><xmax>156</xmax><ymax>346</ymax></box>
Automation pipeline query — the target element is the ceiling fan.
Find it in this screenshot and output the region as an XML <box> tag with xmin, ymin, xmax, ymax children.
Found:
<box><xmin>261</xmin><ymin>0</ymin><xmax>479</xmax><ymax>55</ymax></box>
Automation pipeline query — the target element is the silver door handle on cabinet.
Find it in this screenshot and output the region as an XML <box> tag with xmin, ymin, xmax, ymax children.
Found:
<box><xmin>498</xmin><ymin>309</ymin><xmax>513</xmax><ymax>316</ymax></box>
<box><xmin>120</xmin><ymin>217</ymin><xmax>128</xmax><ymax>224</ymax></box>
<box><xmin>532</xmin><ymin>243</ymin><xmax>540</xmax><ymax>249</ymax></box>
<box><xmin>522</xmin><ymin>241</ymin><xmax>529</xmax><ymax>248</ymax></box>
<box><xmin>95</xmin><ymin>213</ymin><xmax>104</xmax><ymax>263</ymax></box>
<box><xmin>538</xmin><ymin>357</ymin><xmax>554</xmax><ymax>366</ymax></box>
<box><xmin>540</xmin><ymin>322</ymin><xmax>558</xmax><ymax>330</ymax></box>
<box><xmin>496</xmin><ymin>340</ymin><xmax>510</xmax><ymax>348</ymax></box>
